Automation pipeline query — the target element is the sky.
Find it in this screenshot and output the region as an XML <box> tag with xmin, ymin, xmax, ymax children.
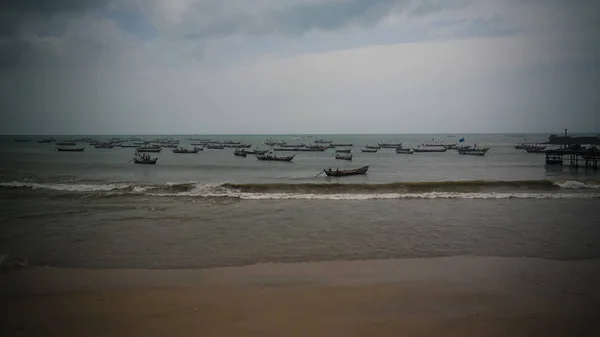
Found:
<box><xmin>0</xmin><ymin>0</ymin><xmax>598</xmax><ymax>134</ymax></box>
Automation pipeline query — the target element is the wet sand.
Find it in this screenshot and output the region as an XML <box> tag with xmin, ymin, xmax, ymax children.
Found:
<box><xmin>2</xmin><ymin>257</ymin><xmax>599</xmax><ymax>336</ymax></box>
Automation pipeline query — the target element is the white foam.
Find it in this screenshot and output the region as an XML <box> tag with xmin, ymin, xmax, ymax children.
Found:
<box><xmin>149</xmin><ymin>188</ymin><xmax>600</xmax><ymax>200</ymax></box>
<box><xmin>0</xmin><ymin>181</ymin><xmax>132</xmax><ymax>192</ymax></box>
<box><xmin>554</xmin><ymin>181</ymin><xmax>600</xmax><ymax>189</ymax></box>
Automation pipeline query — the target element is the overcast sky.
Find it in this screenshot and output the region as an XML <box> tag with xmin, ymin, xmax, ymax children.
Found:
<box><xmin>0</xmin><ymin>0</ymin><xmax>598</xmax><ymax>134</ymax></box>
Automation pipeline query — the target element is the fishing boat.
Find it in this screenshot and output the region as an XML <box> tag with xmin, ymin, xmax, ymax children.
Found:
<box><xmin>414</xmin><ymin>146</ymin><xmax>447</xmax><ymax>153</ymax></box>
<box><xmin>424</xmin><ymin>142</ymin><xmax>456</xmax><ymax>149</ymax></box>
<box><xmin>323</xmin><ymin>165</ymin><xmax>369</xmax><ymax>177</ymax></box>
<box><xmin>335</xmin><ymin>154</ymin><xmax>352</xmax><ymax>161</ymax></box>
<box><xmin>95</xmin><ymin>143</ymin><xmax>114</xmax><ymax>149</ymax></box>
<box><xmin>279</xmin><ymin>143</ymin><xmax>305</xmax><ymax>148</ymax></box>
<box><xmin>378</xmin><ymin>142</ymin><xmax>402</xmax><ymax>148</ymax></box>
<box><xmin>233</xmin><ymin>149</ymin><xmax>247</xmax><ymax>157</ymax></box>
<box><xmin>56</xmin><ymin>147</ymin><xmax>85</xmax><ymax>152</ymax></box>
<box><xmin>230</xmin><ymin>143</ymin><xmax>252</xmax><ymax>148</ymax></box>
<box><xmin>331</xmin><ymin>143</ymin><xmax>353</xmax><ymax>147</ymax></box>
<box><xmin>314</xmin><ymin>139</ymin><xmax>333</xmax><ymax>144</ymax></box>
<box><xmin>274</xmin><ymin>147</ymin><xmax>326</xmax><ymax>152</ymax></box>
<box><xmin>206</xmin><ymin>144</ymin><xmax>225</xmax><ymax>149</ymax></box>
<box><xmin>361</xmin><ymin>149</ymin><xmax>378</xmax><ymax>153</ymax></box>
<box><xmin>133</xmin><ymin>152</ymin><xmax>157</xmax><ymax>164</ymax></box>
<box><xmin>193</xmin><ymin>146</ymin><xmax>204</xmax><ymax>151</ymax></box>
<box><xmin>365</xmin><ymin>145</ymin><xmax>381</xmax><ymax>149</ymax></box>
<box><xmin>173</xmin><ymin>147</ymin><xmax>199</xmax><ymax>154</ymax></box>
<box><xmin>256</xmin><ymin>154</ymin><xmax>295</xmax><ymax>161</ymax></box>
<box><xmin>120</xmin><ymin>143</ymin><xmax>138</xmax><ymax>148</ymax></box>
<box><xmin>456</xmin><ymin>145</ymin><xmax>490</xmax><ymax>155</ymax></box>
<box><xmin>264</xmin><ymin>138</ymin><xmax>287</xmax><ymax>146</ymax></box>
<box><xmin>396</xmin><ymin>148</ymin><xmax>414</xmax><ymax>154</ymax></box>
<box><xmin>244</xmin><ymin>148</ymin><xmax>268</xmax><ymax>155</ymax></box>
<box><xmin>38</xmin><ymin>138</ymin><xmax>55</xmax><ymax>143</ymax></box>
<box><xmin>306</xmin><ymin>144</ymin><xmax>331</xmax><ymax>150</ymax></box>
<box><xmin>136</xmin><ymin>145</ymin><xmax>162</xmax><ymax>153</ymax></box>
<box><xmin>335</xmin><ymin>149</ymin><xmax>351</xmax><ymax>153</ymax></box>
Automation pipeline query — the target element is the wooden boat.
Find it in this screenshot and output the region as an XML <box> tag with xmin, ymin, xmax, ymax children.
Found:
<box><xmin>274</xmin><ymin>147</ymin><xmax>326</xmax><ymax>152</ymax></box>
<box><xmin>256</xmin><ymin>154</ymin><xmax>295</xmax><ymax>161</ymax></box>
<box><xmin>206</xmin><ymin>144</ymin><xmax>225</xmax><ymax>149</ymax></box>
<box><xmin>234</xmin><ymin>149</ymin><xmax>247</xmax><ymax>157</ymax></box>
<box><xmin>244</xmin><ymin>149</ymin><xmax>268</xmax><ymax>155</ymax></box>
<box><xmin>335</xmin><ymin>149</ymin><xmax>351</xmax><ymax>153</ymax></box>
<box><xmin>396</xmin><ymin>148</ymin><xmax>414</xmax><ymax>154</ymax></box>
<box><xmin>424</xmin><ymin>142</ymin><xmax>456</xmax><ymax>149</ymax></box>
<box><xmin>306</xmin><ymin>144</ymin><xmax>331</xmax><ymax>150</ymax></box>
<box><xmin>458</xmin><ymin>149</ymin><xmax>488</xmax><ymax>156</ymax></box>
<box><xmin>136</xmin><ymin>145</ymin><xmax>162</xmax><ymax>153</ymax></box>
<box><xmin>378</xmin><ymin>142</ymin><xmax>402</xmax><ymax>148</ymax></box>
<box><xmin>231</xmin><ymin>143</ymin><xmax>252</xmax><ymax>148</ymax></box>
<box><xmin>365</xmin><ymin>145</ymin><xmax>381</xmax><ymax>149</ymax></box>
<box><xmin>335</xmin><ymin>154</ymin><xmax>352</xmax><ymax>161</ymax></box>
<box><xmin>361</xmin><ymin>148</ymin><xmax>378</xmax><ymax>153</ymax></box>
<box><xmin>525</xmin><ymin>148</ymin><xmax>546</xmax><ymax>153</ymax></box>
<box><xmin>56</xmin><ymin>147</ymin><xmax>85</xmax><ymax>152</ymax></box>
<box><xmin>331</xmin><ymin>143</ymin><xmax>353</xmax><ymax>147</ymax></box>
<box><xmin>414</xmin><ymin>146</ymin><xmax>447</xmax><ymax>153</ymax></box>
<box><xmin>323</xmin><ymin>165</ymin><xmax>369</xmax><ymax>177</ymax></box>
<box><xmin>133</xmin><ymin>152</ymin><xmax>157</xmax><ymax>164</ymax></box>
<box><xmin>133</xmin><ymin>157</ymin><xmax>157</xmax><ymax>164</ymax></box>
<box><xmin>457</xmin><ymin>146</ymin><xmax>490</xmax><ymax>156</ymax></box>
<box><xmin>95</xmin><ymin>143</ymin><xmax>114</xmax><ymax>149</ymax></box>
<box><xmin>279</xmin><ymin>143</ymin><xmax>305</xmax><ymax>148</ymax></box>
<box><xmin>314</xmin><ymin>139</ymin><xmax>333</xmax><ymax>144</ymax></box>
<box><xmin>264</xmin><ymin>138</ymin><xmax>287</xmax><ymax>146</ymax></box>
<box><xmin>173</xmin><ymin>147</ymin><xmax>199</xmax><ymax>154</ymax></box>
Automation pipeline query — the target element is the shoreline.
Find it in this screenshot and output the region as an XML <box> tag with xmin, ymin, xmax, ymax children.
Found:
<box><xmin>3</xmin><ymin>256</ymin><xmax>600</xmax><ymax>292</ymax></box>
<box><xmin>2</xmin><ymin>257</ymin><xmax>598</xmax><ymax>336</ymax></box>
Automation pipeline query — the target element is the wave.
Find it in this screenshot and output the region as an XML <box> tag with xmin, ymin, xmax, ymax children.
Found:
<box><xmin>0</xmin><ymin>254</ymin><xmax>28</xmax><ymax>273</ymax></box>
<box><xmin>1</xmin><ymin>180</ymin><xmax>599</xmax><ymax>200</ymax></box>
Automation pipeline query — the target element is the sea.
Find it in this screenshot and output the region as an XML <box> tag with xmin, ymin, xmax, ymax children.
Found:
<box><xmin>1</xmin><ymin>134</ymin><xmax>599</xmax><ymax>270</ymax></box>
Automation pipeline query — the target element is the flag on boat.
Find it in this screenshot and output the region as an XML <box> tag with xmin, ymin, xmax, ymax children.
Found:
<box><xmin>459</xmin><ymin>138</ymin><xmax>465</xmax><ymax>143</ymax></box>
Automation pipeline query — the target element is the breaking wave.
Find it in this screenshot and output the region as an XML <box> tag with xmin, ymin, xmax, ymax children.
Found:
<box><xmin>0</xmin><ymin>254</ymin><xmax>28</xmax><ymax>273</ymax></box>
<box><xmin>1</xmin><ymin>180</ymin><xmax>599</xmax><ymax>200</ymax></box>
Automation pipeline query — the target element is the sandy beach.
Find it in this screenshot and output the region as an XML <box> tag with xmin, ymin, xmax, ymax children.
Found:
<box><xmin>2</xmin><ymin>257</ymin><xmax>599</xmax><ymax>337</ymax></box>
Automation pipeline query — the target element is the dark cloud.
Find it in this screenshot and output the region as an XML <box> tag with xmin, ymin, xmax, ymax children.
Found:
<box><xmin>411</xmin><ymin>0</ymin><xmax>470</xmax><ymax>16</ymax></box>
<box><xmin>181</xmin><ymin>0</ymin><xmax>413</xmax><ymax>39</ymax></box>
<box><xmin>0</xmin><ymin>0</ymin><xmax>112</xmax><ymax>14</ymax></box>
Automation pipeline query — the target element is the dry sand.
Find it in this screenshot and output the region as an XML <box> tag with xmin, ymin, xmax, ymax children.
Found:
<box><xmin>2</xmin><ymin>257</ymin><xmax>599</xmax><ymax>336</ymax></box>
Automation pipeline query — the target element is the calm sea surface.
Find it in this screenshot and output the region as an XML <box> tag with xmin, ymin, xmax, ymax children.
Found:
<box><xmin>1</xmin><ymin>134</ymin><xmax>599</xmax><ymax>269</ymax></box>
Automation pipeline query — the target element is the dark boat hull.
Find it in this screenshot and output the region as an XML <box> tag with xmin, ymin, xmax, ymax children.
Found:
<box><xmin>256</xmin><ymin>154</ymin><xmax>295</xmax><ymax>161</ymax></box>
<box><xmin>361</xmin><ymin>149</ymin><xmax>378</xmax><ymax>153</ymax></box>
<box><xmin>335</xmin><ymin>155</ymin><xmax>352</xmax><ymax>160</ymax></box>
<box><xmin>136</xmin><ymin>147</ymin><xmax>162</xmax><ymax>152</ymax></box>
<box><xmin>324</xmin><ymin>165</ymin><xmax>369</xmax><ymax>177</ymax></box>
<box><xmin>56</xmin><ymin>147</ymin><xmax>85</xmax><ymax>152</ymax></box>
<box><xmin>133</xmin><ymin>158</ymin><xmax>157</xmax><ymax>164</ymax></box>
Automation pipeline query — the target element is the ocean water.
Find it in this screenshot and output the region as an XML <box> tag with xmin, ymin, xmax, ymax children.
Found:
<box><xmin>1</xmin><ymin>134</ymin><xmax>599</xmax><ymax>269</ymax></box>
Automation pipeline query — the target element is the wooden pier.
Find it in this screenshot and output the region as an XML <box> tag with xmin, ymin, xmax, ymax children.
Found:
<box><xmin>545</xmin><ymin>149</ymin><xmax>600</xmax><ymax>168</ymax></box>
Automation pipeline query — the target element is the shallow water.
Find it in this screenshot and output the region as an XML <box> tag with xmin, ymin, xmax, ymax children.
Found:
<box><xmin>1</xmin><ymin>134</ymin><xmax>598</xmax><ymax>269</ymax></box>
